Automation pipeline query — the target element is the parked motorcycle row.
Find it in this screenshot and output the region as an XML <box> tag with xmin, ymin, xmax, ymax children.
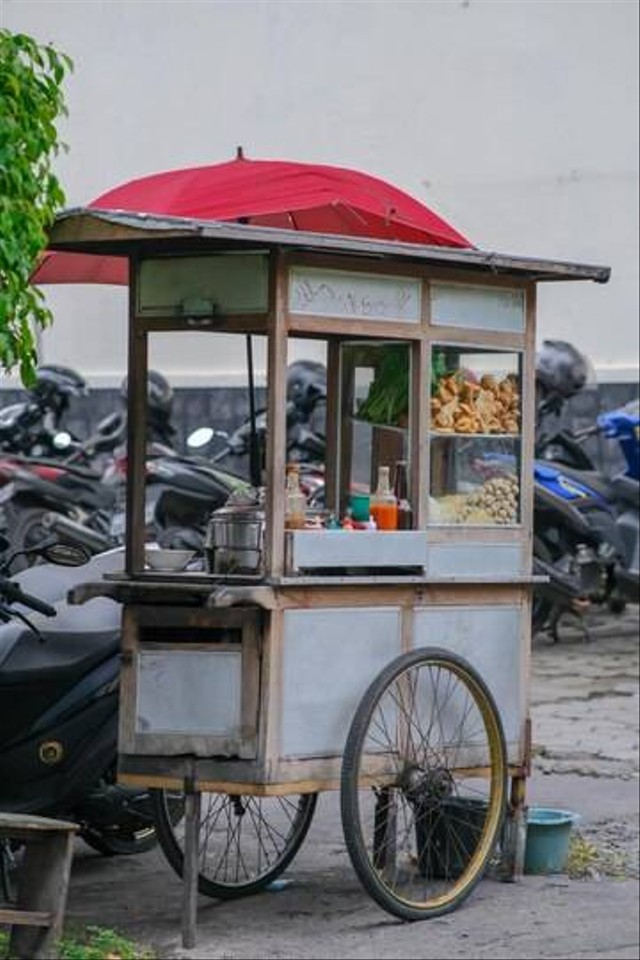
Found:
<box><xmin>0</xmin><ymin>345</ymin><xmax>637</xmax><ymax>890</ymax></box>
<box><xmin>0</xmin><ymin>362</ymin><xmax>329</xmax><ymax>565</ymax></box>
<box><xmin>1</xmin><ymin>351</ymin><xmax>638</xmax><ymax>624</ymax></box>
<box><xmin>0</xmin><ymin>360</ymin><xmax>330</xmax><ymax>889</ymax></box>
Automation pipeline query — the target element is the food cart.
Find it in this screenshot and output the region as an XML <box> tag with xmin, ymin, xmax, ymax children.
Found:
<box><xmin>56</xmin><ymin>208</ymin><xmax>609</xmax><ymax>944</ymax></box>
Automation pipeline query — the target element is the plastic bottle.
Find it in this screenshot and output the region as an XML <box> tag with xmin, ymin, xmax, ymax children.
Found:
<box><xmin>284</xmin><ymin>464</ymin><xmax>306</xmax><ymax>530</ymax></box>
<box><xmin>393</xmin><ymin>460</ymin><xmax>413</xmax><ymax>530</ymax></box>
<box><xmin>370</xmin><ymin>465</ymin><xmax>398</xmax><ymax>531</ymax></box>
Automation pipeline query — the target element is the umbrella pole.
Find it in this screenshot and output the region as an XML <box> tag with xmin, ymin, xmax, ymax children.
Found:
<box><xmin>246</xmin><ymin>334</ymin><xmax>261</xmax><ymax>488</ymax></box>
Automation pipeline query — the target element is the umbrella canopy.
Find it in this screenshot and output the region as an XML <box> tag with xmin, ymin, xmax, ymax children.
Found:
<box><xmin>33</xmin><ymin>153</ymin><xmax>472</xmax><ymax>286</ymax></box>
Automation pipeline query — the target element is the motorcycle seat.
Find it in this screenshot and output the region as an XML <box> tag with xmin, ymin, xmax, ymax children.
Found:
<box><xmin>14</xmin><ymin>547</ymin><xmax>125</xmax><ymax>604</ymax></box>
<box><xmin>0</xmin><ymin>606</ymin><xmax>120</xmax><ymax>686</ymax></box>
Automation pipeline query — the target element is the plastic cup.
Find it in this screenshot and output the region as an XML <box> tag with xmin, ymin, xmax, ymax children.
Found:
<box><xmin>350</xmin><ymin>493</ymin><xmax>370</xmax><ymax>523</ymax></box>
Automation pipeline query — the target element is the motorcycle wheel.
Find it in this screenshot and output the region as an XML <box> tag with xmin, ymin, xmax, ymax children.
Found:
<box><xmin>532</xmin><ymin>536</ymin><xmax>554</xmax><ymax>634</ymax></box>
<box><xmin>80</xmin><ymin>825</ymin><xmax>158</xmax><ymax>857</ymax></box>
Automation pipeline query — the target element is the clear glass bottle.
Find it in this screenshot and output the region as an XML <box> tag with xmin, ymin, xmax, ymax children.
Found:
<box><xmin>370</xmin><ymin>465</ymin><xmax>398</xmax><ymax>531</ymax></box>
<box><xmin>285</xmin><ymin>463</ymin><xmax>306</xmax><ymax>530</ymax></box>
<box><xmin>393</xmin><ymin>460</ymin><xmax>413</xmax><ymax>530</ymax></box>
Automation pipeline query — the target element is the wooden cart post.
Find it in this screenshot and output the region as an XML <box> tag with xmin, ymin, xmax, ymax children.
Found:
<box><xmin>181</xmin><ymin>769</ymin><xmax>201</xmax><ymax>950</ymax></box>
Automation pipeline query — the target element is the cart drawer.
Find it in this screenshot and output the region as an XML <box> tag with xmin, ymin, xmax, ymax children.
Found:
<box><xmin>119</xmin><ymin>607</ymin><xmax>260</xmax><ymax>758</ymax></box>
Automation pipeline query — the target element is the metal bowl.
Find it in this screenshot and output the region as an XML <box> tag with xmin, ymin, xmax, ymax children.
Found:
<box><xmin>145</xmin><ymin>547</ymin><xmax>195</xmax><ymax>572</ymax></box>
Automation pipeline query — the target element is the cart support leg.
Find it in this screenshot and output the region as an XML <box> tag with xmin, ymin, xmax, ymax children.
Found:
<box><xmin>499</xmin><ymin>774</ymin><xmax>527</xmax><ymax>882</ymax></box>
<box><xmin>181</xmin><ymin>776</ymin><xmax>201</xmax><ymax>950</ymax></box>
<box><xmin>373</xmin><ymin>787</ymin><xmax>397</xmax><ymax>880</ymax></box>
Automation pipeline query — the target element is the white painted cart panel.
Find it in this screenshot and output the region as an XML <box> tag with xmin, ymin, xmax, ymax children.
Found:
<box><xmin>425</xmin><ymin>542</ymin><xmax>525</xmax><ymax>577</ymax></box>
<box><xmin>280</xmin><ymin>607</ymin><xmax>402</xmax><ymax>757</ymax></box>
<box><xmin>412</xmin><ymin>605</ymin><xmax>524</xmax><ymax>760</ymax></box>
<box><xmin>136</xmin><ymin>650</ymin><xmax>242</xmax><ymax>735</ymax></box>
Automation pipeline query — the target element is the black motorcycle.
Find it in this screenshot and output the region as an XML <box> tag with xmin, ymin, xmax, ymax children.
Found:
<box><xmin>0</xmin><ymin>536</ymin><xmax>158</xmax><ymax>863</ymax></box>
<box><xmin>187</xmin><ymin>359</ymin><xmax>328</xmax><ymax>508</ymax></box>
<box><xmin>0</xmin><ymin>365</ymin><xmax>89</xmax><ymax>459</ymax></box>
<box><xmin>531</xmin><ymin>342</ymin><xmax>639</xmax><ymax>637</ymax></box>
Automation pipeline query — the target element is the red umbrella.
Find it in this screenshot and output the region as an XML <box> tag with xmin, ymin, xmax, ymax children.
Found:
<box><xmin>33</xmin><ymin>152</ymin><xmax>472</xmax><ymax>285</ymax></box>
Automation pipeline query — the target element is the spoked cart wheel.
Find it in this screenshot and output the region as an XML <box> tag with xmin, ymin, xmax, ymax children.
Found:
<box><xmin>151</xmin><ymin>789</ymin><xmax>317</xmax><ymax>899</ymax></box>
<box><xmin>340</xmin><ymin>647</ymin><xmax>508</xmax><ymax>921</ymax></box>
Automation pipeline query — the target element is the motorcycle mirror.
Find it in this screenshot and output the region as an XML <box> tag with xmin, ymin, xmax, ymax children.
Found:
<box><xmin>187</xmin><ymin>427</ymin><xmax>215</xmax><ymax>449</ymax></box>
<box><xmin>53</xmin><ymin>431</ymin><xmax>73</xmax><ymax>451</ymax></box>
<box><xmin>40</xmin><ymin>542</ymin><xmax>90</xmax><ymax>567</ymax></box>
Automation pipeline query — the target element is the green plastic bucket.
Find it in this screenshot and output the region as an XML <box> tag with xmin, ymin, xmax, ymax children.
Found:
<box><xmin>524</xmin><ymin>807</ymin><xmax>580</xmax><ymax>875</ymax></box>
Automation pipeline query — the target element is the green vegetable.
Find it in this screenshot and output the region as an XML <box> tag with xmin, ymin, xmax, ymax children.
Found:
<box><xmin>357</xmin><ymin>346</ymin><xmax>409</xmax><ymax>426</ymax></box>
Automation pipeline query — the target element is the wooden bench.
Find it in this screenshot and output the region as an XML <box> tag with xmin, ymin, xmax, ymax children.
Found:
<box><xmin>0</xmin><ymin>813</ymin><xmax>79</xmax><ymax>960</ymax></box>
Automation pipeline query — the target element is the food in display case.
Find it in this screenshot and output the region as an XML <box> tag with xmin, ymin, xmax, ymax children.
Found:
<box><xmin>429</xmin><ymin>347</ymin><xmax>522</xmax><ymax>526</ymax></box>
<box><xmin>431</xmin><ymin>371</ymin><xmax>520</xmax><ymax>434</ymax></box>
<box><xmin>432</xmin><ymin>474</ymin><xmax>519</xmax><ymax>525</ymax></box>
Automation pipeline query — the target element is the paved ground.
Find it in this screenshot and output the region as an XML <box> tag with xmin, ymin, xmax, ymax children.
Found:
<box><xmin>63</xmin><ymin>606</ymin><xmax>639</xmax><ymax>960</ymax></box>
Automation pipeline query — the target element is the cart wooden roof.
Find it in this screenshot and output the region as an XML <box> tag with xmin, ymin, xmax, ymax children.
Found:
<box><xmin>45</xmin><ymin>208</ymin><xmax>611</xmax><ymax>284</ymax></box>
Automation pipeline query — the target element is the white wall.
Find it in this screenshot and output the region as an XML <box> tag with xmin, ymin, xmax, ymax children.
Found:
<box><xmin>2</xmin><ymin>0</ymin><xmax>638</xmax><ymax>386</ymax></box>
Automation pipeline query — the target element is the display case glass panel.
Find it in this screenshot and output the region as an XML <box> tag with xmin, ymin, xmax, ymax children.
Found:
<box><xmin>430</xmin><ymin>282</ymin><xmax>525</xmax><ymax>333</ymax></box>
<box><xmin>137</xmin><ymin>253</ymin><xmax>269</xmax><ymax>317</ymax></box>
<box><xmin>339</xmin><ymin>341</ymin><xmax>412</xmax><ymax>519</ymax></box>
<box><xmin>429</xmin><ymin>345</ymin><xmax>522</xmax><ymax>526</ymax></box>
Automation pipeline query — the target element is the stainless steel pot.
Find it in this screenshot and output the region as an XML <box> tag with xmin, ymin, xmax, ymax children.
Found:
<box><xmin>205</xmin><ymin>504</ymin><xmax>265</xmax><ymax>575</ymax></box>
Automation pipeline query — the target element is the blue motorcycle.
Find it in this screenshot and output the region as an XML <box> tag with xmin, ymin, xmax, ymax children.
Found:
<box><xmin>533</xmin><ymin>397</ymin><xmax>639</xmax><ymax>635</ymax></box>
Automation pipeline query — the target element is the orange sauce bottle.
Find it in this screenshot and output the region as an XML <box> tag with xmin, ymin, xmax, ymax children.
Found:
<box><xmin>370</xmin><ymin>466</ymin><xmax>398</xmax><ymax>531</ymax></box>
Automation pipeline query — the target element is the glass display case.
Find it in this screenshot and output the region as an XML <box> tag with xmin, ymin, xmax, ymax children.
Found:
<box><xmin>339</xmin><ymin>340</ymin><xmax>412</xmax><ymax>519</ymax></box>
<box><xmin>428</xmin><ymin>346</ymin><xmax>522</xmax><ymax>526</ymax></box>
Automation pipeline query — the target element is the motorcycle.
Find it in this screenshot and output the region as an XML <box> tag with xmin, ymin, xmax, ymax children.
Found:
<box><xmin>0</xmin><ymin>535</ymin><xmax>159</xmax><ymax>868</ymax></box>
<box><xmin>528</xmin><ymin>341</ymin><xmax>639</xmax><ymax>637</ymax></box>
<box><xmin>0</xmin><ymin>457</ymin><xmax>119</xmax><ymax>565</ymax></box>
<box><xmin>0</xmin><ymin>364</ymin><xmax>89</xmax><ymax>459</ymax></box>
<box><xmin>188</xmin><ymin>359</ymin><xmax>328</xmax><ymax>508</ymax></box>
<box><xmin>533</xmin><ymin>398</ymin><xmax>639</xmax><ymax>632</ymax></box>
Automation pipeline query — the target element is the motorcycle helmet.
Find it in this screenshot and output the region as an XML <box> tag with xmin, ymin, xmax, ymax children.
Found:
<box><xmin>30</xmin><ymin>364</ymin><xmax>89</xmax><ymax>419</ymax></box>
<box><xmin>120</xmin><ymin>369</ymin><xmax>174</xmax><ymax>416</ymax></box>
<box><xmin>286</xmin><ymin>360</ymin><xmax>327</xmax><ymax>417</ymax></box>
<box><xmin>119</xmin><ymin>369</ymin><xmax>175</xmax><ymax>443</ymax></box>
<box><xmin>535</xmin><ymin>340</ymin><xmax>594</xmax><ymax>402</ymax></box>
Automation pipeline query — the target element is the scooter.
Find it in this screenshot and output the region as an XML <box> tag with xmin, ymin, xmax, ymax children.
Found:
<box><xmin>0</xmin><ymin>365</ymin><xmax>89</xmax><ymax>460</ymax></box>
<box><xmin>533</xmin><ymin>398</ymin><xmax>639</xmax><ymax>633</ymax></box>
<box><xmin>0</xmin><ymin>536</ymin><xmax>158</xmax><ymax>861</ymax></box>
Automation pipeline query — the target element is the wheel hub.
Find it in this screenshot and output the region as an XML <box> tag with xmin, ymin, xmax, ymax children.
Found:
<box><xmin>400</xmin><ymin>765</ymin><xmax>454</xmax><ymax>805</ymax></box>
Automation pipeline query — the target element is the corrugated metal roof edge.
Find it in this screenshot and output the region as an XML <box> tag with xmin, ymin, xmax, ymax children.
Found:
<box><xmin>48</xmin><ymin>208</ymin><xmax>611</xmax><ymax>283</ymax></box>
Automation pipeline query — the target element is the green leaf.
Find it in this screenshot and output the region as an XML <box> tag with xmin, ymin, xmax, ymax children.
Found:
<box><xmin>0</xmin><ymin>28</ymin><xmax>71</xmax><ymax>385</ymax></box>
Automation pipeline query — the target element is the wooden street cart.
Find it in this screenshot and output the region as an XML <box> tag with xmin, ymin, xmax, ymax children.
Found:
<box><xmin>56</xmin><ymin>209</ymin><xmax>609</xmax><ymax>944</ymax></box>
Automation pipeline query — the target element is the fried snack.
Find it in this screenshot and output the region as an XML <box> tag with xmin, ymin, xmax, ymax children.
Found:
<box><xmin>433</xmin><ymin>398</ymin><xmax>458</xmax><ymax>429</ymax></box>
<box><xmin>438</xmin><ymin>376</ymin><xmax>459</xmax><ymax>403</ymax></box>
<box><xmin>431</xmin><ymin>372</ymin><xmax>521</xmax><ymax>434</ymax></box>
<box><xmin>460</xmin><ymin>381</ymin><xmax>481</xmax><ymax>405</ymax></box>
<box><xmin>453</xmin><ymin>415</ymin><xmax>476</xmax><ymax>433</ymax></box>
<box><xmin>480</xmin><ymin>374</ymin><xmax>499</xmax><ymax>392</ymax></box>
